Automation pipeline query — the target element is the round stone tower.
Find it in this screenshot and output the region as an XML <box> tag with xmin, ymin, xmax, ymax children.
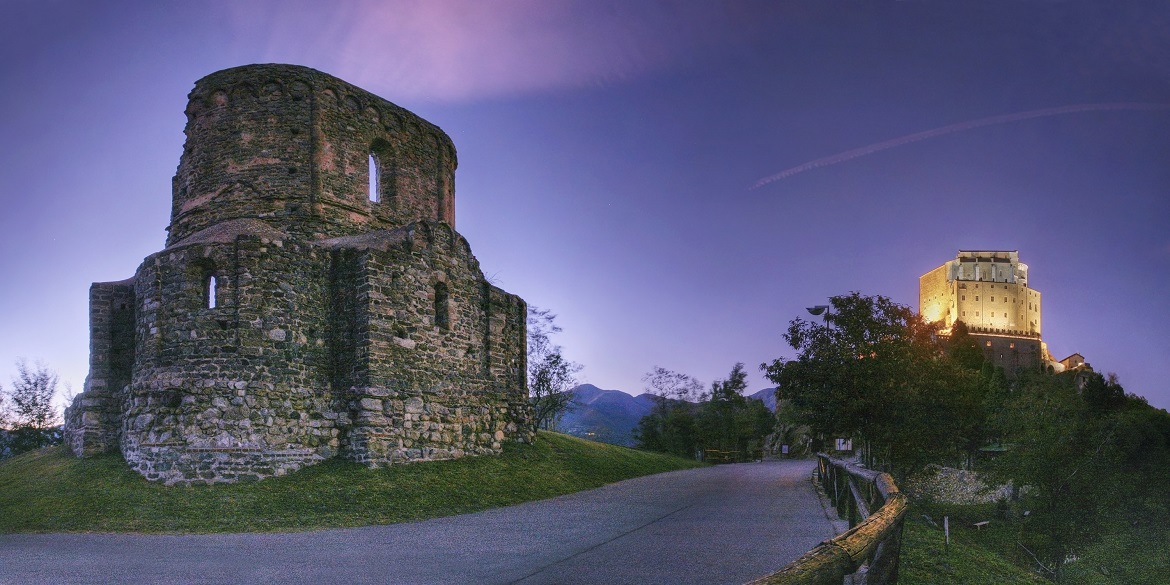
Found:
<box><xmin>64</xmin><ymin>65</ymin><xmax>531</xmax><ymax>485</ymax></box>
<box><xmin>169</xmin><ymin>64</ymin><xmax>457</xmax><ymax>246</ymax></box>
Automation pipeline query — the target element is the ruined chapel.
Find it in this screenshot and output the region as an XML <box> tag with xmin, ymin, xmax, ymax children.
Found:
<box><xmin>63</xmin><ymin>64</ymin><xmax>531</xmax><ymax>485</ymax></box>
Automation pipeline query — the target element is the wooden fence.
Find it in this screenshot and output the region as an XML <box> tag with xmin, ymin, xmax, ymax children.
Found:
<box><xmin>746</xmin><ymin>454</ymin><xmax>908</xmax><ymax>584</ymax></box>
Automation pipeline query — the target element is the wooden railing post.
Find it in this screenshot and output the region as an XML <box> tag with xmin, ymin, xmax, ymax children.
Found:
<box><xmin>747</xmin><ymin>455</ymin><xmax>909</xmax><ymax>585</ymax></box>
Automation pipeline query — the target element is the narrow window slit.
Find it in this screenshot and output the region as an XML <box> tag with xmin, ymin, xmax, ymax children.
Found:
<box><xmin>368</xmin><ymin>153</ymin><xmax>379</xmax><ymax>202</ymax></box>
<box><xmin>434</xmin><ymin>282</ymin><xmax>449</xmax><ymax>330</ymax></box>
<box><xmin>206</xmin><ymin>275</ymin><xmax>217</xmax><ymax>308</ymax></box>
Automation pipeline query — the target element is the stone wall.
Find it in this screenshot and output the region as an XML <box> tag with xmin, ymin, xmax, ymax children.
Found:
<box><xmin>170</xmin><ymin>64</ymin><xmax>456</xmax><ymax>246</ymax></box>
<box><xmin>64</xmin><ymin>64</ymin><xmax>530</xmax><ymax>485</ymax></box>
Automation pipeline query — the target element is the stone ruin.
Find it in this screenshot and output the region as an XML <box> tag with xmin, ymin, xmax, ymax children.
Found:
<box><xmin>63</xmin><ymin>64</ymin><xmax>532</xmax><ymax>485</ymax></box>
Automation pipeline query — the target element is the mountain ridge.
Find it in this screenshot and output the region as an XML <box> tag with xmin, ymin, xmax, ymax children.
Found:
<box><xmin>556</xmin><ymin>384</ymin><xmax>777</xmax><ymax>446</ymax></box>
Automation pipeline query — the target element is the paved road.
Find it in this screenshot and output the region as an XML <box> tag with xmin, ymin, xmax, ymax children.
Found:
<box><xmin>0</xmin><ymin>459</ymin><xmax>838</xmax><ymax>585</ymax></box>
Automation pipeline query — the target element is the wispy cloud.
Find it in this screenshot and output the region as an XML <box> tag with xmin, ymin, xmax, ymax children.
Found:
<box><xmin>226</xmin><ymin>0</ymin><xmax>762</xmax><ymax>102</ymax></box>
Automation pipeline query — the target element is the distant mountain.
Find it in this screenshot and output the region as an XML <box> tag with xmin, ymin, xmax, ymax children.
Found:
<box><xmin>556</xmin><ymin>384</ymin><xmax>657</xmax><ymax>447</ymax></box>
<box><xmin>555</xmin><ymin>384</ymin><xmax>780</xmax><ymax>447</ymax></box>
<box><xmin>750</xmin><ymin>387</ymin><xmax>778</xmax><ymax>411</ymax></box>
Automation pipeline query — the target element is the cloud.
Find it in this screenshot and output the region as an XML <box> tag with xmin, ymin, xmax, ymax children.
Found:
<box><xmin>225</xmin><ymin>0</ymin><xmax>763</xmax><ymax>102</ymax></box>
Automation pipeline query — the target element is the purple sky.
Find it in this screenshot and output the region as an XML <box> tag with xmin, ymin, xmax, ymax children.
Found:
<box><xmin>2</xmin><ymin>1</ymin><xmax>1168</xmax><ymax>411</ymax></box>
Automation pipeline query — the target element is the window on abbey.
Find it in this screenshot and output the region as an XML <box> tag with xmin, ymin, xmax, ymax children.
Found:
<box><xmin>205</xmin><ymin>275</ymin><xmax>217</xmax><ymax>309</ymax></box>
<box><xmin>434</xmin><ymin>282</ymin><xmax>450</xmax><ymax>330</ymax></box>
<box><xmin>368</xmin><ymin>153</ymin><xmax>380</xmax><ymax>202</ymax></box>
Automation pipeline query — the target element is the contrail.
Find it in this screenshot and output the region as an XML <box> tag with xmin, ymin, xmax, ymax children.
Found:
<box><xmin>750</xmin><ymin>102</ymin><xmax>1170</xmax><ymax>190</ymax></box>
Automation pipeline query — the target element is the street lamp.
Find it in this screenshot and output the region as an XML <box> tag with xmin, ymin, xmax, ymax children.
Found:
<box><xmin>807</xmin><ymin>305</ymin><xmax>831</xmax><ymax>321</ymax></box>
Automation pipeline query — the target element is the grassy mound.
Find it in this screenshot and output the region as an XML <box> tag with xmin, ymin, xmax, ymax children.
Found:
<box><xmin>0</xmin><ymin>432</ymin><xmax>701</xmax><ymax>534</ymax></box>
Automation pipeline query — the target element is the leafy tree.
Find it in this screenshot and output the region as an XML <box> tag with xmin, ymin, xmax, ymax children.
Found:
<box><xmin>526</xmin><ymin>307</ymin><xmax>582</xmax><ymax>434</ymax></box>
<box><xmin>695</xmin><ymin>363</ymin><xmax>775</xmax><ymax>460</ymax></box>
<box><xmin>634</xmin><ymin>367</ymin><xmax>703</xmax><ymax>457</ymax></box>
<box><xmin>641</xmin><ymin>366</ymin><xmax>703</xmax><ymax>414</ymax></box>
<box><xmin>989</xmin><ymin>371</ymin><xmax>1119</xmax><ymax>581</ymax></box>
<box><xmin>0</xmin><ymin>382</ymin><xmax>8</xmax><ymax>429</ymax></box>
<box><xmin>9</xmin><ymin>360</ymin><xmax>60</xmax><ymax>429</ymax></box>
<box><xmin>946</xmin><ymin>320</ymin><xmax>986</xmax><ymax>371</ymax></box>
<box><xmin>696</xmin><ymin>363</ymin><xmax>748</xmax><ymax>454</ymax></box>
<box><xmin>762</xmin><ymin>292</ymin><xmax>983</xmax><ymax>474</ymax></box>
<box><xmin>2</xmin><ymin>360</ymin><xmax>64</xmax><ymax>457</ymax></box>
<box><xmin>635</xmin><ymin>363</ymin><xmax>774</xmax><ymax>461</ymax></box>
<box><xmin>1081</xmin><ymin>371</ymin><xmax>1126</xmax><ymax>413</ymax></box>
<box><xmin>634</xmin><ymin>402</ymin><xmax>699</xmax><ymax>458</ymax></box>
<box><xmin>984</xmin><ymin>369</ymin><xmax>1170</xmax><ymax>582</ymax></box>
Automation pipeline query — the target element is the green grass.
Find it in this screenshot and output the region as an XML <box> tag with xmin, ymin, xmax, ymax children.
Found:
<box><xmin>1058</xmin><ymin>523</ymin><xmax>1170</xmax><ymax>585</ymax></box>
<box><xmin>0</xmin><ymin>432</ymin><xmax>701</xmax><ymax>534</ymax></box>
<box><xmin>900</xmin><ymin>502</ymin><xmax>1170</xmax><ymax>584</ymax></box>
<box><xmin>899</xmin><ymin>504</ymin><xmax>1049</xmax><ymax>585</ymax></box>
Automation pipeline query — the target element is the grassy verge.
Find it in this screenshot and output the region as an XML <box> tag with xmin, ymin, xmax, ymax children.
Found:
<box><xmin>899</xmin><ymin>503</ymin><xmax>1048</xmax><ymax>585</ymax></box>
<box><xmin>0</xmin><ymin>432</ymin><xmax>701</xmax><ymax>534</ymax></box>
<box><xmin>901</xmin><ymin>501</ymin><xmax>1170</xmax><ymax>584</ymax></box>
<box><xmin>1059</xmin><ymin>522</ymin><xmax>1170</xmax><ymax>585</ymax></box>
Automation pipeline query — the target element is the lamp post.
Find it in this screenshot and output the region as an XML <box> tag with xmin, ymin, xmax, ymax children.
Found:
<box><xmin>807</xmin><ymin>304</ymin><xmax>831</xmax><ymax>321</ymax></box>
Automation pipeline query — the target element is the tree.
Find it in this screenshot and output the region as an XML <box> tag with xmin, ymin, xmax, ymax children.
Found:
<box><xmin>527</xmin><ymin>307</ymin><xmax>582</xmax><ymax>434</ymax></box>
<box><xmin>762</xmin><ymin>292</ymin><xmax>983</xmax><ymax>474</ymax></box>
<box><xmin>9</xmin><ymin>359</ymin><xmax>60</xmax><ymax>429</ymax></box>
<box><xmin>634</xmin><ymin>367</ymin><xmax>703</xmax><ymax>457</ymax></box>
<box><xmin>989</xmin><ymin>371</ymin><xmax>1117</xmax><ymax>581</ymax></box>
<box><xmin>946</xmin><ymin>320</ymin><xmax>986</xmax><ymax>371</ymax></box>
<box><xmin>2</xmin><ymin>360</ymin><xmax>64</xmax><ymax>457</ymax></box>
<box><xmin>635</xmin><ymin>363</ymin><xmax>774</xmax><ymax>461</ymax></box>
<box><xmin>642</xmin><ymin>366</ymin><xmax>703</xmax><ymax>412</ymax></box>
<box><xmin>695</xmin><ymin>363</ymin><xmax>775</xmax><ymax>460</ymax></box>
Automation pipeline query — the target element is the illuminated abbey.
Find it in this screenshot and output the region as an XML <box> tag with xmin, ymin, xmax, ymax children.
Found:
<box><xmin>919</xmin><ymin>250</ymin><xmax>1067</xmax><ymax>373</ymax></box>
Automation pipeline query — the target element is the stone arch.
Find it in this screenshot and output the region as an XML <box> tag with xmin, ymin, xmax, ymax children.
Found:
<box><xmin>260</xmin><ymin>80</ymin><xmax>284</xmax><ymax>99</ymax></box>
<box><xmin>230</xmin><ymin>83</ymin><xmax>256</xmax><ymax>101</ymax></box>
<box><xmin>210</xmin><ymin>89</ymin><xmax>229</xmax><ymax>108</ymax></box>
<box><xmin>288</xmin><ymin>80</ymin><xmax>310</xmax><ymax>101</ymax></box>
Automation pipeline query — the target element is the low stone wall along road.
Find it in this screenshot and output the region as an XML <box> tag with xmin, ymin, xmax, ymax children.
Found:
<box><xmin>0</xmin><ymin>459</ymin><xmax>838</xmax><ymax>585</ymax></box>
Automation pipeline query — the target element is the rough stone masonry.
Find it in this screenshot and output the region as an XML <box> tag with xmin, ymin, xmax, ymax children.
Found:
<box><xmin>63</xmin><ymin>64</ymin><xmax>532</xmax><ymax>485</ymax></box>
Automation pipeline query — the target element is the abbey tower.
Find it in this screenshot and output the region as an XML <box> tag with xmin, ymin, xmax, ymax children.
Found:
<box><xmin>920</xmin><ymin>250</ymin><xmax>1057</xmax><ymax>373</ymax></box>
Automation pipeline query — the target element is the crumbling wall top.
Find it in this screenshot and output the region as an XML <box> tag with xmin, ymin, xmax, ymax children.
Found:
<box><xmin>169</xmin><ymin>64</ymin><xmax>457</xmax><ymax>247</ymax></box>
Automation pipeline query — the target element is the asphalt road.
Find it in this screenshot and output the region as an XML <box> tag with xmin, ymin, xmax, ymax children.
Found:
<box><xmin>0</xmin><ymin>459</ymin><xmax>838</xmax><ymax>585</ymax></box>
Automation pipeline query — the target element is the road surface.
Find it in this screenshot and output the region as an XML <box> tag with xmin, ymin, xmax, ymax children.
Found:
<box><xmin>0</xmin><ymin>459</ymin><xmax>838</xmax><ymax>585</ymax></box>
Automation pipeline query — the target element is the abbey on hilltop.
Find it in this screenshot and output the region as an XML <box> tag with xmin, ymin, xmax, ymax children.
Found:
<box><xmin>920</xmin><ymin>250</ymin><xmax>1083</xmax><ymax>374</ymax></box>
<box><xmin>64</xmin><ymin>64</ymin><xmax>531</xmax><ymax>485</ymax></box>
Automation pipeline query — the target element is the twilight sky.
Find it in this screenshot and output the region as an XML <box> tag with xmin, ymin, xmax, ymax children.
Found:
<box><xmin>2</xmin><ymin>0</ymin><xmax>1168</xmax><ymax>411</ymax></box>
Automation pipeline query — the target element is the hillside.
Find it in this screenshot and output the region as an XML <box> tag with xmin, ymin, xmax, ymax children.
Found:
<box><xmin>557</xmin><ymin>384</ymin><xmax>657</xmax><ymax>446</ymax></box>
<box><xmin>0</xmin><ymin>432</ymin><xmax>701</xmax><ymax>533</ymax></box>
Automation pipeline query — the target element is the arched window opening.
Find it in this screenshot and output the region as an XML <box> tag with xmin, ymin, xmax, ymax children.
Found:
<box><xmin>434</xmin><ymin>282</ymin><xmax>450</xmax><ymax>330</ymax></box>
<box><xmin>368</xmin><ymin>153</ymin><xmax>380</xmax><ymax>202</ymax></box>
<box><xmin>206</xmin><ymin>274</ymin><xmax>218</xmax><ymax>309</ymax></box>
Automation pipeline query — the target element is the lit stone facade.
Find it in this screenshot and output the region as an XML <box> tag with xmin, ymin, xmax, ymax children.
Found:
<box><xmin>920</xmin><ymin>250</ymin><xmax>1049</xmax><ymax>373</ymax></box>
<box><xmin>64</xmin><ymin>64</ymin><xmax>532</xmax><ymax>485</ymax></box>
